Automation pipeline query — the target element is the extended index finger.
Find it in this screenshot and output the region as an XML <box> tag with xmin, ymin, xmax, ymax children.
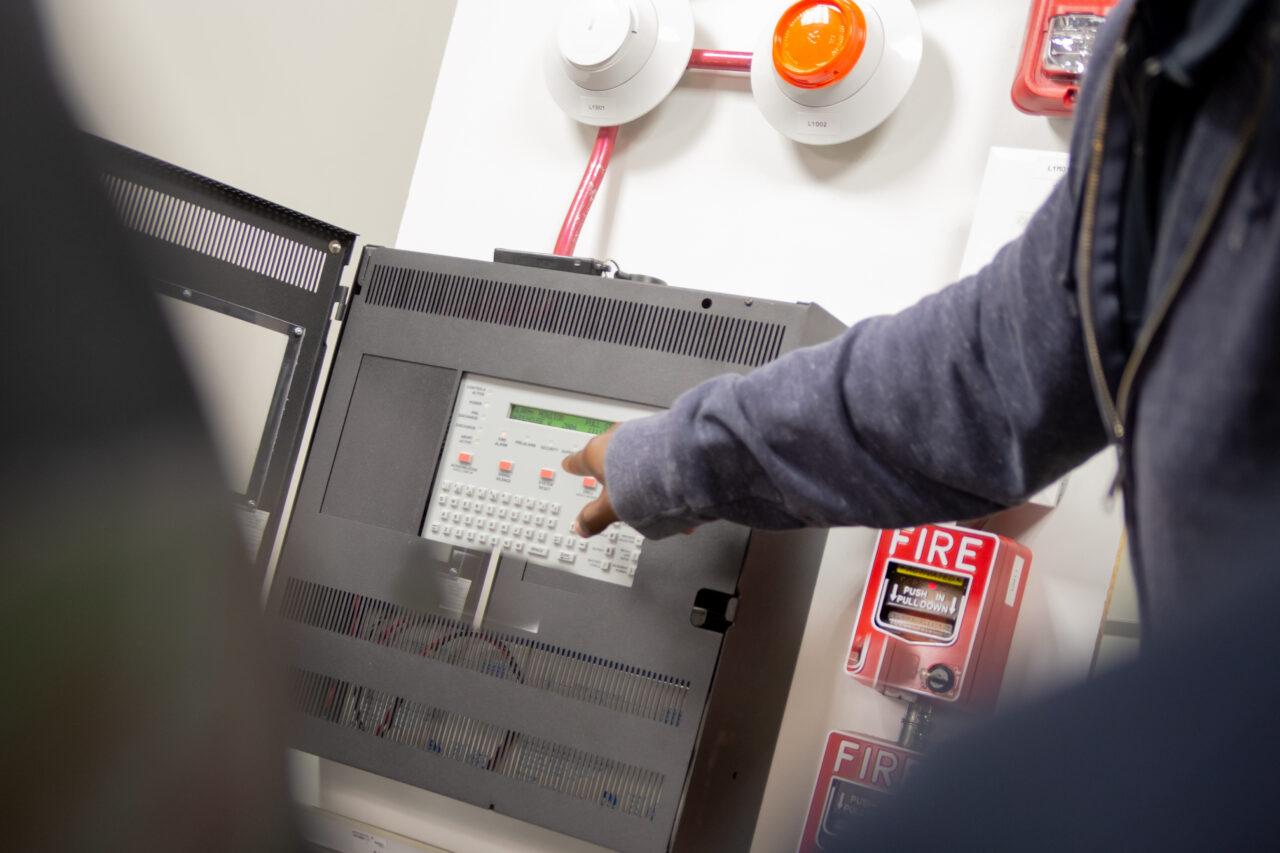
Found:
<box><xmin>562</xmin><ymin>447</ymin><xmax>591</xmax><ymax>476</ymax></box>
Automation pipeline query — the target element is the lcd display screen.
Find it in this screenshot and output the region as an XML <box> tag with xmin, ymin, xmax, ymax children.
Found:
<box><xmin>875</xmin><ymin>561</ymin><xmax>969</xmax><ymax>642</ymax></box>
<box><xmin>508</xmin><ymin>403</ymin><xmax>614</xmax><ymax>436</ymax></box>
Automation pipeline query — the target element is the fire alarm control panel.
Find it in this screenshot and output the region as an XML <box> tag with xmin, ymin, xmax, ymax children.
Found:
<box><xmin>846</xmin><ymin>524</ymin><xmax>1031</xmax><ymax>711</ymax></box>
<box><xmin>98</xmin><ymin>137</ymin><xmax>849</xmax><ymax>853</ymax></box>
<box><xmin>423</xmin><ymin>374</ymin><xmax>653</xmax><ymax>586</ymax></box>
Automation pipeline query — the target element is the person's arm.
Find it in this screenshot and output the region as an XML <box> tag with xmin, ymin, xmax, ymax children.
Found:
<box><xmin>566</xmin><ymin>176</ymin><xmax>1107</xmax><ymax>538</ymax></box>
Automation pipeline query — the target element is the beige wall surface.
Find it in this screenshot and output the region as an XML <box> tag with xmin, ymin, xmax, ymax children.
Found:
<box><xmin>37</xmin><ymin>0</ymin><xmax>457</xmax><ymax>244</ymax></box>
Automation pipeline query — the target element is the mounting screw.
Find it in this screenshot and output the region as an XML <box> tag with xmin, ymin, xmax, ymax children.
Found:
<box><xmin>182</xmin><ymin>289</ymin><xmax>192</xmax><ymax>298</ymax></box>
<box><xmin>328</xmin><ymin>240</ymin><xmax>342</xmax><ymax>255</ymax></box>
<box><xmin>247</xmin><ymin>499</ymin><xmax>256</xmax><ymax>508</ymax></box>
<box><xmin>292</xmin><ymin>326</ymin><xmax>304</xmax><ymax>337</ymax></box>
<box><xmin>744</xmin><ymin>298</ymin><xmax>754</xmax><ymax>306</ymax></box>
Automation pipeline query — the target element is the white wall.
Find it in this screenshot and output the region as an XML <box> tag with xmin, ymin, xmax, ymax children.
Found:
<box><xmin>392</xmin><ymin>1</ymin><xmax>1124</xmax><ymax>851</ymax></box>
<box><xmin>37</xmin><ymin>0</ymin><xmax>458</xmax><ymax>244</ymax></box>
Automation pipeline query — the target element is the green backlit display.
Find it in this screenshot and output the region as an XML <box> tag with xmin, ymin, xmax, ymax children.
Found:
<box><xmin>508</xmin><ymin>403</ymin><xmax>614</xmax><ymax>436</ymax></box>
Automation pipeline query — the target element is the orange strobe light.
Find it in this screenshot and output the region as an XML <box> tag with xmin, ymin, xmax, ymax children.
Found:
<box><xmin>772</xmin><ymin>0</ymin><xmax>868</xmax><ymax>89</ymax></box>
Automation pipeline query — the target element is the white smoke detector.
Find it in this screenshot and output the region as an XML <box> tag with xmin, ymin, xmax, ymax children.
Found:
<box><xmin>751</xmin><ymin>0</ymin><xmax>922</xmax><ymax>145</ymax></box>
<box><xmin>545</xmin><ymin>0</ymin><xmax>695</xmax><ymax>126</ymax></box>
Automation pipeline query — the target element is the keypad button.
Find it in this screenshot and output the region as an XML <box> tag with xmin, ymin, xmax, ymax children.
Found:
<box><xmin>465</xmin><ymin>531</ymin><xmax>475</xmax><ymax>542</ymax></box>
<box><xmin>485</xmin><ymin>505</ymin><xmax>495</xmax><ymax>517</ymax></box>
<box><xmin>500</xmin><ymin>523</ymin><xmax>510</xmax><ymax>534</ymax></box>
<box><xmin>521</xmin><ymin>512</ymin><xmax>533</xmax><ymax>524</ymax></box>
<box><xmin>441</xmin><ymin>526</ymin><xmax>452</xmax><ymax>536</ymax></box>
<box><xmin>430</xmin><ymin>523</ymin><xmax>440</xmax><ymax>533</ymax></box>
<box><xmin>457</xmin><ymin>452</ymin><xmax>473</xmax><ymax>465</ymax></box>
<box><xmin>582</xmin><ymin>476</ymin><xmax>598</xmax><ymax>490</ymax></box>
<box><xmin>553</xmin><ymin>535</ymin><xmax>563</xmax><ymax>546</ymax></box>
<box><xmin>537</xmin><ymin>500</ymin><xmax>547</xmax><ymax>512</ymax></box>
<box><xmin>448</xmin><ymin>497</ymin><xmax>459</xmax><ymax>508</ymax></box>
<box><xmin>501</xmin><ymin>492</ymin><xmax>511</xmax><ymax>504</ymax></box>
<box><xmin>537</xmin><ymin>532</ymin><xmax>547</xmax><ymax>543</ymax></box>
<box><xmin>577</xmin><ymin>540</ymin><xmax>588</xmax><ymax>552</ymax></box>
<box><xmin>514</xmin><ymin>542</ymin><xmax>525</xmax><ymax>553</ymax></box>
<box><xmin>539</xmin><ymin>469</ymin><xmax>555</xmax><ymax>483</ymax></box>
<box><xmin>524</xmin><ymin>528</ymin><xmax>535</xmax><ymax>540</ymax></box>
<box><xmin>605</xmin><ymin>546</ymin><xmax>615</xmax><ymax>557</ymax></box>
<box><xmin>499</xmin><ymin>460</ymin><xmax>514</xmax><ymax>473</ymax></box>
<box><xmin>550</xmin><ymin>503</ymin><xmax>561</xmax><ymax>515</ymax></box>
<box><xmin>461</xmin><ymin>499</ymin><xmax>471</xmax><ymax>511</ymax></box>
<box><xmin>558</xmin><ymin>552</ymin><xmax>576</xmax><ymax>565</ymax></box>
<box><xmin>502</xmin><ymin>538</ymin><xmax>513</xmax><ymax>548</ymax></box>
<box><xmin>528</xmin><ymin>545</ymin><xmax>550</xmax><ymax>558</ymax></box>
<box><xmin>450</xmin><ymin>512</ymin><xmax>462</xmax><ymax>523</ymax></box>
<box><xmin>487</xmin><ymin>520</ymin><xmax>498</xmax><ymax>531</ymax></box>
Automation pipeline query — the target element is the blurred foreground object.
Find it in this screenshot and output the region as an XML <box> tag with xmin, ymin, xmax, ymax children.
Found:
<box><xmin>0</xmin><ymin>2</ymin><xmax>294</xmax><ymax>850</ymax></box>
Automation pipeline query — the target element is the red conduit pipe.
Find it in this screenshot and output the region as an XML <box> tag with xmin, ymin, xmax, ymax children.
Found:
<box><xmin>554</xmin><ymin>125</ymin><xmax>619</xmax><ymax>256</ymax></box>
<box><xmin>687</xmin><ymin>49</ymin><xmax>753</xmax><ymax>72</ymax></box>
<box><xmin>552</xmin><ymin>53</ymin><xmax>750</xmax><ymax>255</ymax></box>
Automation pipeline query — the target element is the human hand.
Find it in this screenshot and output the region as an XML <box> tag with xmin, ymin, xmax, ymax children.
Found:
<box><xmin>561</xmin><ymin>427</ymin><xmax>618</xmax><ymax>537</ymax></box>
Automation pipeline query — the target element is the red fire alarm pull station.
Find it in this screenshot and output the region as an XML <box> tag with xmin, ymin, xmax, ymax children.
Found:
<box><xmin>1012</xmin><ymin>0</ymin><xmax>1120</xmax><ymax>117</ymax></box>
<box><xmin>846</xmin><ymin>524</ymin><xmax>1031</xmax><ymax>712</ymax></box>
<box><xmin>799</xmin><ymin>731</ymin><xmax>923</xmax><ymax>853</ymax></box>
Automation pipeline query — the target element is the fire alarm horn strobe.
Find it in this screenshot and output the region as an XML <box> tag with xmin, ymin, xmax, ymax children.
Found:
<box><xmin>1012</xmin><ymin>0</ymin><xmax>1120</xmax><ymax>116</ymax></box>
<box><xmin>846</xmin><ymin>524</ymin><xmax>1031</xmax><ymax>712</ymax></box>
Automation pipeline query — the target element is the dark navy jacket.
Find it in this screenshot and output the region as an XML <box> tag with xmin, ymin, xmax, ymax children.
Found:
<box><xmin>606</xmin><ymin>0</ymin><xmax>1280</xmax><ymax>636</ymax></box>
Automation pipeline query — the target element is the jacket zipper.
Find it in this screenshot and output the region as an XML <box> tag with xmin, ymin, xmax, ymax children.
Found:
<box><xmin>1076</xmin><ymin>44</ymin><xmax>1128</xmax><ymax>443</ymax></box>
<box><xmin>1078</xmin><ymin>47</ymin><xmax>1272</xmax><ymax>451</ymax></box>
<box><xmin>1113</xmin><ymin>58</ymin><xmax>1273</xmax><ymax>425</ymax></box>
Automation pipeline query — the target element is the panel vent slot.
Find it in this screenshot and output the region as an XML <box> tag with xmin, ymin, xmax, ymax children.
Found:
<box><xmin>279</xmin><ymin>578</ymin><xmax>690</xmax><ymax>726</ymax></box>
<box><xmin>103</xmin><ymin>174</ymin><xmax>327</xmax><ymax>292</ymax></box>
<box><xmin>290</xmin><ymin>668</ymin><xmax>665</xmax><ymax>819</ymax></box>
<box><xmin>364</xmin><ymin>263</ymin><xmax>786</xmax><ymax>367</ymax></box>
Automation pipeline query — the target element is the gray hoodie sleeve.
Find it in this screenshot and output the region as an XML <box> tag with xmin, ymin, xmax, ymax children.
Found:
<box><xmin>604</xmin><ymin>176</ymin><xmax>1109</xmax><ymax>539</ymax></box>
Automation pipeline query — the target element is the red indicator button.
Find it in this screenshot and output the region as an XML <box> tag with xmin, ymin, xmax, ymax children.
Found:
<box><xmin>582</xmin><ymin>477</ymin><xmax>598</xmax><ymax>490</ymax></box>
<box><xmin>498</xmin><ymin>460</ymin><xmax>514</xmax><ymax>473</ymax></box>
<box><xmin>457</xmin><ymin>452</ymin><xmax>473</xmax><ymax>465</ymax></box>
<box><xmin>539</xmin><ymin>468</ymin><xmax>556</xmax><ymax>481</ymax></box>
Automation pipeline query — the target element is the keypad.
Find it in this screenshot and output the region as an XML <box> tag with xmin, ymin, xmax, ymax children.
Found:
<box><xmin>426</xmin><ymin>480</ymin><xmax>642</xmax><ymax>577</ymax></box>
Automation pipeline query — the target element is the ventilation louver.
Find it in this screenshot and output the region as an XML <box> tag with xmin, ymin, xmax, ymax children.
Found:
<box><xmin>364</xmin><ymin>263</ymin><xmax>786</xmax><ymax>367</ymax></box>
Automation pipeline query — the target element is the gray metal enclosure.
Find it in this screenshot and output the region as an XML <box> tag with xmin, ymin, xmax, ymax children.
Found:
<box><xmin>269</xmin><ymin>247</ymin><xmax>844</xmax><ymax>852</ymax></box>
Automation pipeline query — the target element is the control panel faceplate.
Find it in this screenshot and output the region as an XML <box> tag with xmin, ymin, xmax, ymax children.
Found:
<box><xmin>422</xmin><ymin>374</ymin><xmax>656</xmax><ymax>587</ymax></box>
